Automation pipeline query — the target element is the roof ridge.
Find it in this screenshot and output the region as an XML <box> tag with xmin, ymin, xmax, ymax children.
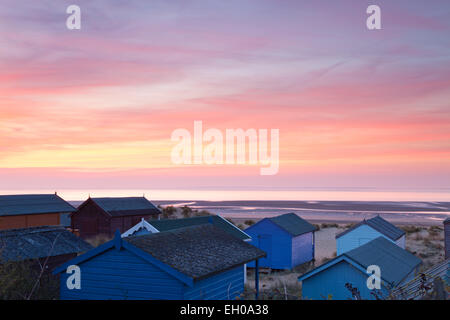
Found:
<box><xmin>0</xmin><ymin>225</ymin><xmax>64</xmax><ymax>235</ymax></box>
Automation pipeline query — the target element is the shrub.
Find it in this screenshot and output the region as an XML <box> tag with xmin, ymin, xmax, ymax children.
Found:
<box><xmin>414</xmin><ymin>234</ymin><xmax>424</xmax><ymax>241</ymax></box>
<box><xmin>85</xmin><ymin>234</ymin><xmax>112</xmax><ymax>247</ymax></box>
<box><xmin>194</xmin><ymin>210</ymin><xmax>212</xmax><ymax>217</ymax></box>
<box><xmin>244</xmin><ymin>220</ymin><xmax>255</xmax><ymax>226</ymax></box>
<box><xmin>181</xmin><ymin>206</ymin><xmax>193</xmax><ymax>218</ymax></box>
<box><xmin>161</xmin><ymin>206</ymin><xmax>176</xmax><ymax>218</ymax></box>
<box><xmin>321</xmin><ymin>223</ymin><xmax>339</xmax><ymax>229</ymax></box>
<box><xmin>401</xmin><ymin>226</ymin><xmax>421</xmax><ymax>234</ymax></box>
<box><xmin>226</xmin><ymin>218</ymin><xmax>236</xmax><ymax>225</ymax></box>
<box><xmin>0</xmin><ymin>259</ymin><xmax>59</xmax><ymax>300</ymax></box>
<box><xmin>428</xmin><ymin>226</ymin><xmax>441</xmax><ymax>237</ymax></box>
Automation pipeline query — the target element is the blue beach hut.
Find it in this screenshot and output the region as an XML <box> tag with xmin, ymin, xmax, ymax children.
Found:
<box><xmin>336</xmin><ymin>215</ymin><xmax>406</xmax><ymax>255</ymax></box>
<box><xmin>245</xmin><ymin>213</ymin><xmax>317</xmax><ymax>269</ymax></box>
<box><xmin>53</xmin><ymin>224</ymin><xmax>265</xmax><ymax>300</ymax></box>
<box><xmin>298</xmin><ymin>237</ymin><xmax>422</xmax><ymax>300</ymax></box>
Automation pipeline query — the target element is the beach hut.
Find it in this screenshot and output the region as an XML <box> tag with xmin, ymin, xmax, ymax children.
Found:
<box><xmin>445</xmin><ymin>218</ymin><xmax>450</xmax><ymax>259</ymax></box>
<box><xmin>0</xmin><ymin>225</ymin><xmax>92</xmax><ymax>271</ymax></box>
<box><xmin>336</xmin><ymin>215</ymin><xmax>405</xmax><ymax>255</ymax></box>
<box><xmin>244</xmin><ymin>213</ymin><xmax>317</xmax><ymax>270</ymax></box>
<box><xmin>298</xmin><ymin>237</ymin><xmax>422</xmax><ymax>300</ymax></box>
<box><xmin>70</xmin><ymin>197</ymin><xmax>161</xmax><ymax>239</ymax></box>
<box><xmin>53</xmin><ymin>224</ymin><xmax>265</xmax><ymax>300</ymax></box>
<box><xmin>122</xmin><ymin>215</ymin><xmax>251</xmax><ymax>241</ymax></box>
<box><xmin>122</xmin><ymin>215</ymin><xmax>252</xmax><ymax>283</ymax></box>
<box><xmin>0</xmin><ymin>194</ymin><xmax>76</xmax><ymax>230</ymax></box>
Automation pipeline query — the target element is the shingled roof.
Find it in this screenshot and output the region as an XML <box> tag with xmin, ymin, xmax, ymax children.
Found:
<box><xmin>336</xmin><ymin>215</ymin><xmax>405</xmax><ymax>240</ymax></box>
<box><xmin>0</xmin><ymin>194</ymin><xmax>76</xmax><ymax>216</ymax></box>
<box><xmin>299</xmin><ymin>237</ymin><xmax>422</xmax><ymax>287</ymax></box>
<box><xmin>0</xmin><ymin>226</ymin><xmax>92</xmax><ymax>262</ymax></box>
<box><xmin>345</xmin><ymin>237</ymin><xmax>422</xmax><ymax>286</ymax></box>
<box><xmin>88</xmin><ymin>197</ymin><xmax>161</xmax><ymax>217</ymax></box>
<box><xmin>147</xmin><ymin>215</ymin><xmax>251</xmax><ymax>240</ymax></box>
<box><xmin>125</xmin><ymin>224</ymin><xmax>265</xmax><ymax>280</ymax></box>
<box><xmin>268</xmin><ymin>213</ymin><xmax>317</xmax><ymax>237</ymax></box>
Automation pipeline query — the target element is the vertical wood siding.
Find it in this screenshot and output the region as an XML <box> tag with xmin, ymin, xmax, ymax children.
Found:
<box><xmin>71</xmin><ymin>201</ymin><xmax>111</xmax><ymax>239</ymax></box>
<box><xmin>59</xmin><ymin>248</ymin><xmax>184</xmax><ymax>300</ymax></box>
<box><xmin>183</xmin><ymin>266</ymin><xmax>244</xmax><ymax>300</ymax></box>
<box><xmin>291</xmin><ymin>232</ymin><xmax>314</xmax><ymax>267</ymax></box>
<box><xmin>246</xmin><ymin>219</ymin><xmax>292</xmax><ymax>269</ymax></box>
<box><xmin>59</xmin><ymin>247</ymin><xmax>246</xmax><ymax>300</ymax></box>
<box><xmin>301</xmin><ymin>260</ymin><xmax>389</xmax><ymax>300</ymax></box>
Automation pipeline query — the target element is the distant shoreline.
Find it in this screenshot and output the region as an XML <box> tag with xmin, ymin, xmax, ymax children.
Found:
<box><xmin>69</xmin><ymin>200</ymin><xmax>450</xmax><ymax>226</ymax></box>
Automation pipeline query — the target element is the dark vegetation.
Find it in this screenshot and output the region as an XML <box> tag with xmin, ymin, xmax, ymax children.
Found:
<box><xmin>159</xmin><ymin>205</ymin><xmax>212</xmax><ymax>219</ymax></box>
<box><xmin>0</xmin><ymin>255</ymin><xmax>59</xmax><ymax>300</ymax></box>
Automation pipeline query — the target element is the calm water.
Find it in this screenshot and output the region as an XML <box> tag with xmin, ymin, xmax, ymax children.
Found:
<box><xmin>2</xmin><ymin>188</ymin><xmax>450</xmax><ymax>202</ymax></box>
<box><xmin>4</xmin><ymin>189</ymin><xmax>448</xmax><ymax>224</ymax></box>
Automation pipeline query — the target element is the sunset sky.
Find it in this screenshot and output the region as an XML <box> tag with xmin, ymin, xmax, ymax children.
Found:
<box><xmin>1</xmin><ymin>1</ymin><xmax>450</xmax><ymax>197</ymax></box>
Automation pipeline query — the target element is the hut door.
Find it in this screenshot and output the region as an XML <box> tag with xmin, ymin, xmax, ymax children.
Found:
<box><xmin>258</xmin><ymin>234</ymin><xmax>272</xmax><ymax>266</ymax></box>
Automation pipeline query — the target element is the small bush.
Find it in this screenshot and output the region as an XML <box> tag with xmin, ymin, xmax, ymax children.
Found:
<box><xmin>86</xmin><ymin>234</ymin><xmax>112</xmax><ymax>247</ymax></box>
<box><xmin>0</xmin><ymin>259</ymin><xmax>59</xmax><ymax>300</ymax></box>
<box><xmin>181</xmin><ymin>206</ymin><xmax>193</xmax><ymax>218</ymax></box>
<box><xmin>321</xmin><ymin>257</ymin><xmax>332</xmax><ymax>264</ymax></box>
<box><xmin>244</xmin><ymin>220</ymin><xmax>255</xmax><ymax>226</ymax></box>
<box><xmin>401</xmin><ymin>226</ymin><xmax>422</xmax><ymax>234</ymax></box>
<box><xmin>414</xmin><ymin>234</ymin><xmax>424</xmax><ymax>241</ymax></box>
<box><xmin>226</xmin><ymin>218</ymin><xmax>236</xmax><ymax>226</ymax></box>
<box><xmin>428</xmin><ymin>226</ymin><xmax>441</xmax><ymax>237</ymax></box>
<box><xmin>321</xmin><ymin>223</ymin><xmax>339</xmax><ymax>229</ymax></box>
<box><xmin>194</xmin><ymin>210</ymin><xmax>212</xmax><ymax>217</ymax></box>
<box><xmin>161</xmin><ymin>206</ymin><xmax>177</xmax><ymax>219</ymax></box>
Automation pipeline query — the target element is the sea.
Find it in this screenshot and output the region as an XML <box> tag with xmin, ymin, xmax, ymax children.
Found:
<box><xmin>2</xmin><ymin>189</ymin><xmax>449</xmax><ymax>225</ymax></box>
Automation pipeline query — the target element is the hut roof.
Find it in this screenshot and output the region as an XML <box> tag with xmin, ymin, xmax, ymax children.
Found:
<box><xmin>345</xmin><ymin>237</ymin><xmax>422</xmax><ymax>286</ymax></box>
<box><xmin>0</xmin><ymin>225</ymin><xmax>92</xmax><ymax>262</ymax></box>
<box><xmin>88</xmin><ymin>197</ymin><xmax>161</xmax><ymax>217</ymax></box>
<box><xmin>299</xmin><ymin>237</ymin><xmax>422</xmax><ymax>287</ymax></box>
<box><xmin>125</xmin><ymin>224</ymin><xmax>264</xmax><ymax>280</ymax></box>
<box><xmin>268</xmin><ymin>213</ymin><xmax>317</xmax><ymax>237</ymax></box>
<box><xmin>336</xmin><ymin>215</ymin><xmax>405</xmax><ymax>240</ymax></box>
<box><xmin>0</xmin><ymin>194</ymin><xmax>75</xmax><ymax>216</ymax></box>
<box><xmin>147</xmin><ymin>215</ymin><xmax>251</xmax><ymax>240</ymax></box>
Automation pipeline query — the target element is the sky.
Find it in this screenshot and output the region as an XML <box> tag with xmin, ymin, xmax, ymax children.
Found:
<box><xmin>1</xmin><ymin>1</ymin><xmax>450</xmax><ymax>198</ymax></box>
